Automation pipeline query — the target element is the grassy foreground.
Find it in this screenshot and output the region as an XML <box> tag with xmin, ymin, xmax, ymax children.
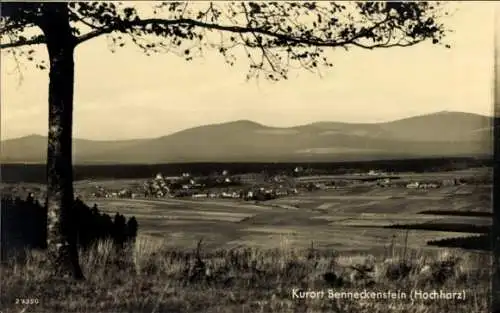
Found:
<box><xmin>0</xmin><ymin>236</ymin><xmax>491</xmax><ymax>313</ymax></box>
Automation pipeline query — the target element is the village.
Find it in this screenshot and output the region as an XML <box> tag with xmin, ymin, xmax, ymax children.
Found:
<box><xmin>82</xmin><ymin>167</ymin><xmax>476</xmax><ymax>202</ymax></box>
<box><xmin>88</xmin><ymin>170</ymin><xmax>299</xmax><ymax>201</ymax></box>
<box><xmin>1</xmin><ymin>166</ymin><xmax>483</xmax><ymax>204</ymax></box>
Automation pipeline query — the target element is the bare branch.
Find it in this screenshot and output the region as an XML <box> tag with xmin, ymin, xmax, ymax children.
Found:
<box><xmin>4</xmin><ymin>40</ymin><xmax>26</xmax><ymax>87</ymax></box>
<box><xmin>351</xmin><ymin>38</ymin><xmax>424</xmax><ymax>50</ymax></box>
<box><xmin>241</xmin><ymin>3</ymin><xmax>277</xmax><ymax>73</ymax></box>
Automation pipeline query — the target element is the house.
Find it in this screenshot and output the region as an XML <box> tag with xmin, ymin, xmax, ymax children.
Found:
<box><xmin>406</xmin><ymin>182</ymin><xmax>419</xmax><ymax>189</ymax></box>
<box><xmin>118</xmin><ymin>189</ymin><xmax>132</xmax><ymax>198</ymax></box>
<box><xmin>376</xmin><ymin>178</ymin><xmax>391</xmax><ymax>187</ymax></box>
<box><xmin>294</xmin><ymin>166</ymin><xmax>303</xmax><ymax>173</ymax></box>
<box><xmin>314</xmin><ymin>183</ymin><xmax>325</xmax><ymax>189</ymax></box>
<box><xmin>368</xmin><ymin>170</ymin><xmax>380</xmax><ymax>176</ymax></box>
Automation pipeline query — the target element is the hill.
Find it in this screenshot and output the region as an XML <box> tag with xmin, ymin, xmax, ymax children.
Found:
<box><xmin>0</xmin><ymin>111</ymin><xmax>493</xmax><ymax>164</ymax></box>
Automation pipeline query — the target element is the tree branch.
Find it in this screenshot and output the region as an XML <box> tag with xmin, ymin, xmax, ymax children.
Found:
<box><xmin>351</xmin><ymin>38</ymin><xmax>424</xmax><ymax>50</ymax></box>
<box><xmin>241</xmin><ymin>3</ymin><xmax>278</xmax><ymax>73</ymax></box>
<box><xmin>2</xmin><ymin>3</ymin><xmax>443</xmax><ymax>54</ymax></box>
<box><xmin>0</xmin><ymin>35</ymin><xmax>45</xmax><ymax>49</ymax></box>
<box><xmin>74</xmin><ymin>16</ymin><xmax>399</xmax><ymax>49</ymax></box>
<box><xmin>68</xmin><ymin>7</ymin><xmax>107</xmax><ymax>32</ymax></box>
<box><xmin>0</xmin><ymin>22</ymin><xmax>34</xmax><ymax>35</ymax></box>
<box><xmin>75</xmin><ymin>27</ymin><xmax>114</xmax><ymax>45</ymax></box>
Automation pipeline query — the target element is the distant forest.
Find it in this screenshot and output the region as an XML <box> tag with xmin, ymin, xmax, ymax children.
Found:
<box><xmin>0</xmin><ymin>157</ymin><xmax>492</xmax><ymax>183</ymax></box>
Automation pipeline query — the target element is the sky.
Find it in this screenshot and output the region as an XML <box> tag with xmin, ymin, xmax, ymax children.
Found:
<box><xmin>0</xmin><ymin>1</ymin><xmax>497</xmax><ymax>141</ymax></box>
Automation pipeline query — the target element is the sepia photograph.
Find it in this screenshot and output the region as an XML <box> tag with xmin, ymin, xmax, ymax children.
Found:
<box><xmin>0</xmin><ymin>1</ymin><xmax>497</xmax><ymax>312</ymax></box>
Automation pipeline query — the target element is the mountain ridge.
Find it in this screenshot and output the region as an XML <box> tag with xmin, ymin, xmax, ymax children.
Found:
<box><xmin>1</xmin><ymin>111</ymin><xmax>493</xmax><ymax>164</ymax></box>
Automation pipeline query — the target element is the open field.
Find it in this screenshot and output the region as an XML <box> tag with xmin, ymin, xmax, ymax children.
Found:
<box><xmin>88</xmin><ymin>182</ymin><xmax>491</xmax><ymax>255</ymax></box>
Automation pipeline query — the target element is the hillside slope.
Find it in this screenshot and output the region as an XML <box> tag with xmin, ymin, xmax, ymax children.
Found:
<box><xmin>1</xmin><ymin>111</ymin><xmax>492</xmax><ymax>164</ymax></box>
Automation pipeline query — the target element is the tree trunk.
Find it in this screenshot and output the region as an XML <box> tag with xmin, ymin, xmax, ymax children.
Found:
<box><xmin>39</xmin><ymin>3</ymin><xmax>84</xmax><ymax>280</ymax></box>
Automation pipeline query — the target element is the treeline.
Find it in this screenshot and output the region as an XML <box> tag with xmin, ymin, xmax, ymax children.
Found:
<box><xmin>1</xmin><ymin>157</ymin><xmax>491</xmax><ymax>183</ymax></box>
<box><xmin>73</xmin><ymin>198</ymin><xmax>138</xmax><ymax>249</ymax></box>
<box><xmin>0</xmin><ymin>196</ymin><xmax>138</xmax><ymax>261</ymax></box>
<box><xmin>384</xmin><ymin>222</ymin><xmax>490</xmax><ymax>234</ymax></box>
<box><xmin>427</xmin><ymin>234</ymin><xmax>491</xmax><ymax>251</ymax></box>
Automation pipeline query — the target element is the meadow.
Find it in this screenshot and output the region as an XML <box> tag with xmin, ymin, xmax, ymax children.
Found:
<box><xmin>90</xmin><ymin>182</ymin><xmax>491</xmax><ymax>254</ymax></box>
<box><xmin>0</xmin><ymin>236</ymin><xmax>491</xmax><ymax>313</ymax></box>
